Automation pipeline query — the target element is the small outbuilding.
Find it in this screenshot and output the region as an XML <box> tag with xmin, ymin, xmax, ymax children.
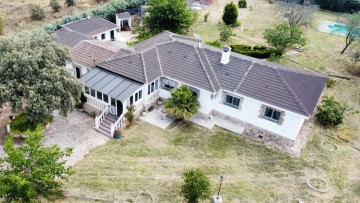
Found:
<box><xmin>116</xmin><ymin>12</ymin><xmax>132</xmax><ymax>31</ymax></box>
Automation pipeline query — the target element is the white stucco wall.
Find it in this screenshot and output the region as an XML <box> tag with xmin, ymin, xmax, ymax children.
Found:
<box><xmin>93</xmin><ymin>29</ymin><xmax>115</xmax><ymax>41</ymax></box>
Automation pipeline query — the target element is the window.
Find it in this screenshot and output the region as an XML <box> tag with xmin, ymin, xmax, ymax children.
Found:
<box><xmin>91</xmin><ymin>89</ymin><xmax>96</xmax><ymax>97</ymax></box>
<box><xmin>85</xmin><ymin>86</ymin><xmax>90</xmax><ymax>94</ymax></box>
<box><xmin>161</xmin><ymin>78</ymin><xmax>177</xmax><ymax>90</ymax></box>
<box><xmin>103</xmin><ymin>94</ymin><xmax>109</xmax><ymax>103</ymax></box>
<box><xmin>224</xmin><ymin>95</ymin><xmax>240</xmax><ymax>108</ymax></box>
<box><xmin>111</xmin><ymin>98</ymin><xmax>116</xmax><ymax>106</ymax></box>
<box><xmin>130</xmin><ymin>96</ymin><xmax>133</xmax><ymax>105</ymax></box>
<box><xmin>151</xmin><ymin>82</ymin><xmax>155</xmax><ymax>92</ymax></box>
<box><xmin>139</xmin><ymin>90</ymin><xmax>142</xmax><ymax>99</ymax></box>
<box><xmin>97</xmin><ymin>92</ymin><xmax>102</xmax><ymax>100</ymax></box>
<box><xmin>263</xmin><ymin>107</ymin><xmax>281</xmax><ymax>122</ymax></box>
<box><xmin>101</xmin><ymin>33</ymin><xmax>105</xmax><ymax>40</ymax></box>
<box><xmin>148</xmin><ymin>84</ymin><xmax>151</xmax><ymax>95</ymax></box>
<box><xmin>189</xmin><ymin>86</ymin><xmax>199</xmax><ymax>97</ymax></box>
<box><xmin>155</xmin><ymin>79</ymin><xmax>159</xmax><ymax>90</ymax></box>
<box><xmin>135</xmin><ymin>92</ymin><xmax>138</xmax><ymax>102</ymax></box>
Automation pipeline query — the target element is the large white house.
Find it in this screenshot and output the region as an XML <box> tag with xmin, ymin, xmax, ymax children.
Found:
<box><xmin>55</xmin><ymin>30</ymin><xmax>327</xmax><ymax>154</ymax></box>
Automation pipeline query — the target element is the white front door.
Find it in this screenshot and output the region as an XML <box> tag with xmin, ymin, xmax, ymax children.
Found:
<box><xmin>109</xmin><ymin>105</ymin><xmax>116</xmax><ymax>116</ymax></box>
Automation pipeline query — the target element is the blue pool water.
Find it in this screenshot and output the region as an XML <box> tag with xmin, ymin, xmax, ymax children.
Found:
<box><xmin>328</xmin><ymin>24</ymin><xmax>348</xmax><ymax>35</ymax></box>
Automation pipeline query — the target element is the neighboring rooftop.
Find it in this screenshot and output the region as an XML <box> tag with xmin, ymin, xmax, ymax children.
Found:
<box><xmin>95</xmin><ymin>31</ymin><xmax>327</xmax><ymax>116</ymax></box>
<box><xmin>116</xmin><ymin>12</ymin><xmax>131</xmax><ymax>19</ymax></box>
<box><xmin>70</xmin><ymin>40</ymin><xmax>121</xmax><ymax>68</ymax></box>
<box><xmin>54</xmin><ymin>27</ymin><xmax>94</xmax><ymax>48</ymax></box>
<box><xmin>63</xmin><ymin>16</ymin><xmax>117</xmax><ymax>37</ymax></box>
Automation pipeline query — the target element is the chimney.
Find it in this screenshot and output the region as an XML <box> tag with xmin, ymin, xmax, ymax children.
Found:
<box><xmin>220</xmin><ymin>46</ymin><xmax>231</xmax><ymax>64</ymax></box>
<box><xmin>198</xmin><ymin>41</ymin><xmax>202</xmax><ymax>49</ymax></box>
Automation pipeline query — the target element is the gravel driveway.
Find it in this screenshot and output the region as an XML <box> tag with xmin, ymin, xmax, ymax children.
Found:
<box><xmin>44</xmin><ymin>110</ymin><xmax>110</xmax><ymax>166</ymax></box>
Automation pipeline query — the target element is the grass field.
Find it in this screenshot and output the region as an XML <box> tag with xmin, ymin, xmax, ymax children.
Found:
<box><xmin>62</xmin><ymin>122</ymin><xmax>360</xmax><ymax>202</ymax></box>
<box><xmin>0</xmin><ymin>0</ymin><xmax>106</xmax><ymax>34</ymax></box>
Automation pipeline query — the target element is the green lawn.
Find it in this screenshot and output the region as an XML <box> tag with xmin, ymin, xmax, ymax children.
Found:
<box><xmin>63</xmin><ymin>122</ymin><xmax>360</xmax><ymax>202</ymax></box>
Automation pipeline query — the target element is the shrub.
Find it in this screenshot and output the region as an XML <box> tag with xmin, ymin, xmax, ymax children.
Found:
<box><xmin>346</xmin><ymin>62</ymin><xmax>360</xmax><ymax>76</ymax></box>
<box><xmin>65</xmin><ymin>0</ymin><xmax>75</xmax><ymax>7</ymax></box>
<box><xmin>0</xmin><ymin>16</ymin><xmax>3</xmax><ymax>35</ymax></box>
<box><xmin>180</xmin><ymin>169</ymin><xmax>211</xmax><ymax>203</ymax></box>
<box><xmin>10</xmin><ymin>113</ymin><xmax>52</xmax><ymax>134</ymax></box>
<box><xmin>205</xmin><ymin>40</ymin><xmax>222</xmax><ymax>48</ymax></box>
<box><xmin>222</xmin><ymin>1</ymin><xmax>238</xmax><ymax>26</ymax></box>
<box><xmin>50</xmin><ymin>0</ymin><xmax>62</xmax><ymax>12</ymax></box>
<box><xmin>230</xmin><ymin>44</ymin><xmax>282</xmax><ymax>58</ymax></box>
<box><xmin>125</xmin><ymin>105</ymin><xmax>136</xmax><ymax>124</ymax></box>
<box><xmin>29</xmin><ymin>4</ymin><xmax>46</xmax><ymax>21</ymax></box>
<box><xmin>326</xmin><ymin>78</ymin><xmax>336</xmax><ymax>88</ymax></box>
<box><xmin>268</xmin><ymin>52</ymin><xmax>281</xmax><ymax>62</ymax></box>
<box><xmin>263</xmin><ymin>23</ymin><xmax>306</xmax><ymax>51</ymax></box>
<box><xmin>316</xmin><ymin>96</ymin><xmax>347</xmax><ymax>126</ymax></box>
<box><xmin>238</xmin><ymin>0</ymin><xmax>247</xmax><ymax>8</ymax></box>
<box><xmin>219</xmin><ymin>23</ymin><xmax>234</xmax><ymax>41</ymax></box>
<box><xmin>204</xmin><ymin>12</ymin><xmax>210</xmax><ymax>22</ymax></box>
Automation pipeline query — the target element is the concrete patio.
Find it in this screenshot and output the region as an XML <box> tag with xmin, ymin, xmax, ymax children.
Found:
<box><xmin>139</xmin><ymin>105</ymin><xmax>174</xmax><ymax>129</ymax></box>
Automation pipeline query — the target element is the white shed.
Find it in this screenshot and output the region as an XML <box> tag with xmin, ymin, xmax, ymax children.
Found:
<box><xmin>116</xmin><ymin>12</ymin><xmax>132</xmax><ymax>31</ymax></box>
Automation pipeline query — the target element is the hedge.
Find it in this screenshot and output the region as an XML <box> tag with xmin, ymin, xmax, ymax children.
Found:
<box><xmin>45</xmin><ymin>0</ymin><xmax>145</xmax><ymax>33</ymax></box>
<box><xmin>230</xmin><ymin>44</ymin><xmax>282</xmax><ymax>59</ymax></box>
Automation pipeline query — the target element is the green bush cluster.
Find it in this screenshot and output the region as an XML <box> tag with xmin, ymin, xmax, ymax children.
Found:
<box><xmin>205</xmin><ymin>40</ymin><xmax>222</xmax><ymax>48</ymax></box>
<box><xmin>29</xmin><ymin>4</ymin><xmax>46</xmax><ymax>21</ymax></box>
<box><xmin>316</xmin><ymin>96</ymin><xmax>347</xmax><ymax>126</ymax></box>
<box><xmin>10</xmin><ymin>113</ymin><xmax>53</xmax><ymax>134</ymax></box>
<box><xmin>45</xmin><ymin>0</ymin><xmax>144</xmax><ymax>33</ymax></box>
<box><xmin>230</xmin><ymin>44</ymin><xmax>282</xmax><ymax>59</ymax></box>
<box><xmin>50</xmin><ymin>0</ymin><xmax>62</xmax><ymax>12</ymax></box>
<box><xmin>238</xmin><ymin>0</ymin><xmax>247</xmax><ymax>8</ymax></box>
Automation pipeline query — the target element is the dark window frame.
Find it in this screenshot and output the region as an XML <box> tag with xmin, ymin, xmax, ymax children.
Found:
<box><xmin>130</xmin><ymin>96</ymin><xmax>133</xmax><ymax>105</ymax></box>
<box><xmin>97</xmin><ymin>92</ymin><xmax>102</xmax><ymax>100</ymax></box>
<box><xmin>103</xmin><ymin>94</ymin><xmax>109</xmax><ymax>103</ymax></box>
<box><xmin>85</xmin><ymin>86</ymin><xmax>90</xmax><ymax>95</ymax></box>
<box><xmin>139</xmin><ymin>90</ymin><xmax>142</xmax><ymax>99</ymax></box>
<box><xmin>224</xmin><ymin>95</ymin><xmax>240</xmax><ymax>108</ymax></box>
<box><xmin>263</xmin><ymin>107</ymin><xmax>282</xmax><ymax>123</ymax></box>
<box><xmin>90</xmin><ymin>89</ymin><xmax>96</xmax><ymax>97</ymax></box>
<box><xmin>101</xmin><ymin>33</ymin><xmax>106</xmax><ymax>40</ymax></box>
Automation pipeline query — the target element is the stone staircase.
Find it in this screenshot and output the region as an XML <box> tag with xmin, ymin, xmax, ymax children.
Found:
<box><xmin>96</xmin><ymin>114</ymin><xmax>117</xmax><ymax>136</ymax></box>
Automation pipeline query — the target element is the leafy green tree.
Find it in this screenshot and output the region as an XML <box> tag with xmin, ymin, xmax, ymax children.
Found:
<box><xmin>0</xmin><ymin>16</ymin><xmax>3</xmax><ymax>35</ymax></box>
<box><xmin>341</xmin><ymin>12</ymin><xmax>360</xmax><ymax>54</ymax></box>
<box><xmin>50</xmin><ymin>0</ymin><xmax>62</xmax><ymax>12</ymax></box>
<box><xmin>0</xmin><ymin>29</ymin><xmax>82</xmax><ymax>122</ymax></box>
<box><xmin>222</xmin><ymin>1</ymin><xmax>238</xmax><ymax>26</ymax></box>
<box><xmin>144</xmin><ymin>0</ymin><xmax>197</xmax><ymax>35</ymax></box>
<box><xmin>180</xmin><ymin>169</ymin><xmax>211</xmax><ymax>203</ymax></box>
<box><xmin>238</xmin><ymin>0</ymin><xmax>247</xmax><ymax>8</ymax></box>
<box><xmin>263</xmin><ymin>23</ymin><xmax>306</xmax><ymax>51</ymax></box>
<box><xmin>29</xmin><ymin>4</ymin><xmax>46</xmax><ymax>21</ymax></box>
<box><xmin>164</xmin><ymin>85</ymin><xmax>199</xmax><ymax>120</ymax></box>
<box><xmin>65</xmin><ymin>0</ymin><xmax>75</xmax><ymax>7</ymax></box>
<box><xmin>316</xmin><ymin>96</ymin><xmax>347</xmax><ymax>126</ymax></box>
<box><xmin>0</xmin><ymin>132</ymin><xmax>72</xmax><ymax>202</ymax></box>
<box><xmin>219</xmin><ymin>22</ymin><xmax>234</xmax><ymax>41</ymax></box>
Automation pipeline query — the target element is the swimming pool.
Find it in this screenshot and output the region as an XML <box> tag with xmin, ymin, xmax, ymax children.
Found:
<box><xmin>318</xmin><ymin>20</ymin><xmax>348</xmax><ymax>37</ymax></box>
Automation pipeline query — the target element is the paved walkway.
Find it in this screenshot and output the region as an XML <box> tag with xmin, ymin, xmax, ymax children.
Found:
<box><xmin>44</xmin><ymin>111</ymin><xmax>110</xmax><ymax>166</ymax></box>
<box><xmin>140</xmin><ymin>106</ymin><xmax>174</xmax><ymax>129</ymax></box>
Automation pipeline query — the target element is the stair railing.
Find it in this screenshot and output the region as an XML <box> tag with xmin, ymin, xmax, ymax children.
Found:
<box><xmin>110</xmin><ymin>114</ymin><xmax>125</xmax><ymax>137</ymax></box>
<box><xmin>94</xmin><ymin>106</ymin><xmax>109</xmax><ymax>129</ymax></box>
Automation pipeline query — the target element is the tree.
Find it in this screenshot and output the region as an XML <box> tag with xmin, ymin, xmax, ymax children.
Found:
<box><xmin>50</xmin><ymin>0</ymin><xmax>62</xmax><ymax>12</ymax></box>
<box><xmin>65</xmin><ymin>0</ymin><xmax>75</xmax><ymax>7</ymax></box>
<box><xmin>222</xmin><ymin>1</ymin><xmax>238</xmax><ymax>26</ymax></box>
<box><xmin>315</xmin><ymin>0</ymin><xmax>360</xmax><ymax>13</ymax></box>
<box><xmin>219</xmin><ymin>23</ymin><xmax>234</xmax><ymax>41</ymax></box>
<box><xmin>277</xmin><ymin>1</ymin><xmax>316</xmax><ymax>26</ymax></box>
<box><xmin>0</xmin><ymin>16</ymin><xmax>3</xmax><ymax>35</ymax></box>
<box><xmin>29</xmin><ymin>4</ymin><xmax>46</xmax><ymax>21</ymax></box>
<box><xmin>0</xmin><ymin>29</ymin><xmax>82</xmax><ymax>122</ymax></box>
<box><xmin>238</xmin><ymin>0</ymin><xmax>247</xmax><ymax>8</ymax></box>
<box><xmin>263</xmin><ymin>23</ymin><xmax>306</xmax><ymax>51</ymax></box>
<box><xmin>316</xmin><ymin>96</ymin><xmax>347</xmax><ymax>126</ymax></box>
<box><xmin>164</xmin><ymin>85</ymin><xmax>199</xmax><ymax>120</ymax></box>
<box><xmin>0</xmin><ymin>132</ymin><xmax>72</xmax><ymax>202</ymax></box>
<box><xmin>180</xmin><ymin>169</ymin><xmax>211</xmax><ymax>203</ymax></box>
<box><xmin>341</xmin><ymin>12</ymin><xmax>360</xmax><ymax>54</ymax></box>
<box><xmin>144</xmin><ymin>0</ymin><xmax>197</xmax><ymax>35</ymax></box>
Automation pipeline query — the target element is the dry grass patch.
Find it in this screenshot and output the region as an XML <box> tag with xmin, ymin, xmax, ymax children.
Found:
<box><xmin>64</xmin><ymin>122</ymin><xmax>360</xmax><ymax>202</ymax></box>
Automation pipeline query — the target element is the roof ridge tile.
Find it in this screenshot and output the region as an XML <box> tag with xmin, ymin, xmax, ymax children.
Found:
<box><xmin>194</xmin><ymin>46</ymin><xmax>216</xmax><ymax>92</ymax></box>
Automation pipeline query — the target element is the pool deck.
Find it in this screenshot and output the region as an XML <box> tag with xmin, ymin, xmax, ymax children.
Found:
<box><xmin>317</xmin><ymin>20</ymin><xmax>347</xmax><ymax>37</ymax></box>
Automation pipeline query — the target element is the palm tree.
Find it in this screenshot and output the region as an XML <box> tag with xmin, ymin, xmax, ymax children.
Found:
<box><xmin>163</xmin><ymin>85</ymin><xmax>199</xmax><ymax>120</ymax></box>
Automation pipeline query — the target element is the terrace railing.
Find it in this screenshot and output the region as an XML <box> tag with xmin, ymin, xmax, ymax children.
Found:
<box><xmin>95</xmin><ymin>106</ymin><xmax>109</xmax><ymax>129</ymax></box>
<box><xmin>85</xmin><ymin>94</ymin><xmax>108</xmax><ymax>111</ymax></box>
<box><xmin>110</xmin><ymin>114</ymin><xmax>125</xmax><ymax>137</ymax></box>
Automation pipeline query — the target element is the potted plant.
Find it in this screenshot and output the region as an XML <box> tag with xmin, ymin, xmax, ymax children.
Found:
<box><xmin>157</xmin><ymin>98</ymin><xmax>163</xmax><ymax>105</ymax></box>
<box><xmin>114</xmin><ymin>129</ymin><xmax>121</xmax><ymax>139</ymax></box>
<box><xmin>141</xmin><ymin>107</ymin><xmax>147</xmax><ymax>116</ymax></box>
